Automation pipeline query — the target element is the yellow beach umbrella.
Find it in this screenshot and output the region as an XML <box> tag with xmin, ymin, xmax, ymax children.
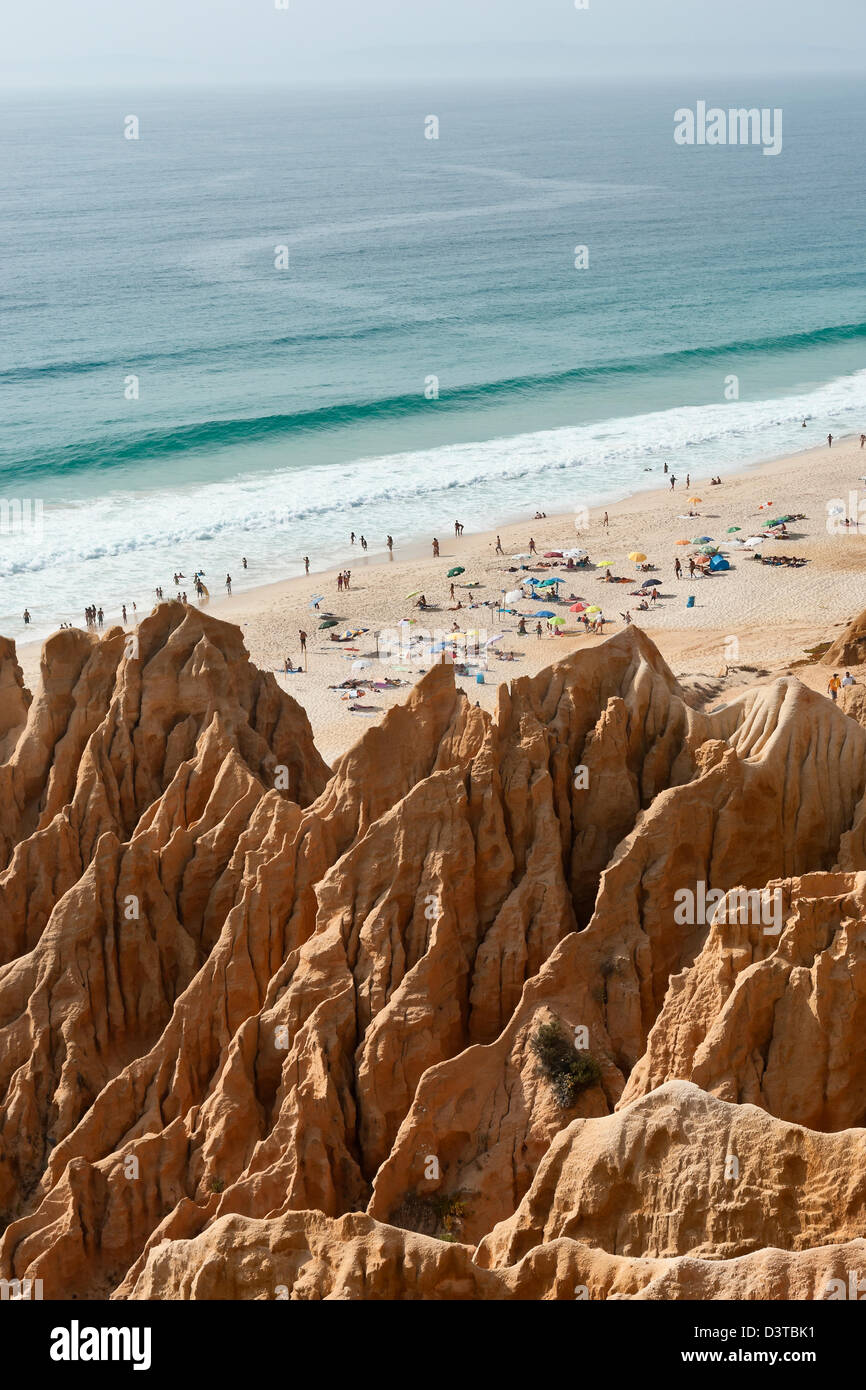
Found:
<box><xmin>628</xmin><ymin>552</ymin><xmax>647</xmax><ymax>562</ymax></box>
<box><xmin>586</xmin><ymin>605</ymin><xmax>602</xmax><ymax>614</ymax></box>
<box><xmin>688</xmin><ymin>496</ymin><xmax>702</xmax><ymax>504</ymax></box>
<box><xmin>596</xmin><ymin>559</ymin><xmax>614</xmax><ymax>568</ymax></box>
<box><xmin>675</xmin><ymin>539</ymin><xmax>690</xmax><ymax>545</ymax></box>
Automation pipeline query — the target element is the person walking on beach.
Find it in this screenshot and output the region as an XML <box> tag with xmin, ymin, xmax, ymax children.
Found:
<box><xmin>304</xmin><ymin>556</ymin><xmax>310</xmax><ymax>574</ymax></box>
<box><xmin>529</xmin><ymin>537</ymin><xmax>537</xmax><ymax>554</ymax></box>
<box><xmin>495</xmin><ymin>535</ymin><xmax>503</xmax><ymax>555</ymax></box>
<box><xmin>674</xmin><ymin>557</ymin><xmax>682</xmax><ymax>579</ymax></box>
<box><xmin>122</xmin><ymin>604</ymin><xmax>127</xmax><ymax>623</ymax></box>
<box><xmin>828</xmin><ymin>672</ymin><xmax>841</xmax><ymax>702</ymax></box>
<box><xmin>828</xmin><ymin>434</ymin><xmax>834</xmax><ymax>448</ymax></box>
<box><xmin>602</xmin><ymin>512</ymin><xmax>609</xmax><ymax>529</ymax></box>
<box><xmin>450</xmin><ymin>583</ymin><xmax>455</xmax><ymax>599</ymax></box>
<box><xmin>688</xmin><ymin>557</ymin><xmax>696</xmax><ymax>578</ymax></box>
<box><xmin>225</xmin><ymin>574</ymin><xmax>232</xmax><ymax>595</ymax></box>
<box><xmin>345</xmin><ymin>570</ymin><xmax>351</xmax><ymax>589</ymax></box>
<box><xmin>651</xmin><ymin>587</ymin><xmax>659</xmax><ymax>605</ymax></box>
<box><xmin>535</xmin><ymin>621</ymin><xmax>543</xmax><ymax>638</ymax></box>
<box><xmin>299</xmin><ymin>630</ymin><xmax>307</xmax><ymax>669</ymax></box>
<box><xmin>432</xmin><ymin>538</ymin><xmax>440</xmax><ymax>557</ymax></box>
<box><xmin>337</xmin><ymin>574</ymin><xmax>343</xmax><ymax>593</ymax></box>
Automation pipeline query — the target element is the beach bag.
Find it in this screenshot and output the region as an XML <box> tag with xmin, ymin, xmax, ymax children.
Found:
<box><xmin>686</xmin><ymin>595</ymin><xmax>695</xmax><ymax>608</ymax></box>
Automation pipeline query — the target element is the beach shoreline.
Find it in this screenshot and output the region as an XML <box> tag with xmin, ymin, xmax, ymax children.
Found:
<box><xmin>14</xmin><ymin>431</ymin><xmax>866</xmax><ymax>763</ymax></box>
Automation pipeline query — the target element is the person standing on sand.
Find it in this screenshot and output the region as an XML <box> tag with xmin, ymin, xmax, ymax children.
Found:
<box><xmin>828</xmin><ymin>434</ymin><xmax>833</xmax><ymax>448</ymax></box>
<box><xmin>299</xmin><ymin>630</ymin><xmax>307</xmax><ymax>669</ymax></box>
<box><xmin>688</xmin><ymin>558</ymin><xmax>696</xmax><ymax>578</ymax></box>
<box><xmin>861</xmin><ymin>435</ymin><xmax>865</xmax><ymax>448</ymax></box>
<box><xmin>432</xmin><ymin>538</ymin><xmax>440</xmax><ymax>557</ymax></box>
<box><xmin>304</xmin><ymin>556</ymin><xmax>310</xmax><ymax>574</ymax></box>
<box><xmin>828</xmin><ymin>672</ymin><xmax>841</xmax><ymax>702</ymax></box>
<box><xmin>450</xmin><ymin>583</ymin><xmax>455</xmax><ymax>599</ymax></box>
<box><xmin>225</xmin><ymin>574</ymin><xmax>232</xmax><ymax>594</ymax></box>
<box><xmin>98</xmin><ymin>607</ymin><xmax>104</xmax><ymax>628</ymax></box>
<box><xmin>337</xmin><ymin>574</ymin><xmax>343</xmax><ymax>593</ymax></box>
<box><xmin>535</xmin><ymin>621</ymin><xmax>543</xmax><ymax>638</ymax></box>
<box><xmin>345</xmin><ymin>570</ymin><xmax>351</xmax><ymax>589</ymax></box>
<box><xmin>602</xmin><ymin>512</ymin><xmax>609</xmax><ymax>529</ymax></box>
<box><xmin>529</xmin><ymin>537</ymin><xmax>537</xmax><ymax>554</ymax></box>
<box><xmin>670</xmin><ymin>475</ymin><xmax>676</xmax><ymax>490</ymax></box>
<box><xmin>495</xmin><ymin>535</ymin><xmax>503</xmax><ymax>555</ymax></box>
<box><xmin>674</xmin><ymin>557</ymin><xmax>682</xmax><ymax>579</ymax></box>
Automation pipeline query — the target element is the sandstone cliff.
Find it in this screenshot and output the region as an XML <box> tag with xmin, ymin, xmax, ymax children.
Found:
<box><xmin>2</xmin><ymin>605</ymin><xmax>866</xmax><ymax>1299</ymax></box>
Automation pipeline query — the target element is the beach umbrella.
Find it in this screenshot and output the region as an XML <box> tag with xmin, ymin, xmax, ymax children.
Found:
<box><xmin>405</xmin><ymin>590</ymin><xmax>420</xmax><ymax>599</ymax></box>
<box><xmin>319</xmin><ymin>619</ymin><xmax>339</xmax><ymax>629</ymax></box>
<box><xmin>447</xmin><ymin>566</ymin><xmax>465</xmax><ymax>577</ymax></box>
<box><xmin>550</xmin><ymin>616</ymin><xmax>566</xmax><ymax>626</ymax></box>
<box><xmin>586</xmin><ymin>605</ymin><xmax>602</xmax><ymax>615</ymax></box>
<box><xmin>511</xmin><ymin>553</ymin><xmax>531</xmax><ymax>560</ymax></box>
<box><xmin>485</xmin><ymin>633</ymin><xmax>505</xmax><ymax>646</ymax></box>
<box><xmin>569</xmin><ymin>602</ymin><xmax>586</xmax><ymax>612</ymax></box>
<box><xmin>538</xmin><ymin>576</ymin><xmax>564</xmax><ymax>587</ymax></box>
<box><xmin>564</xmin><ymin>548</ymin><xmax>588</xmax><ymax>559</ymax></box>
<box><xmin>351</xmin><ymin>659</ymin><xmax>371</xmax><ymax>673</ymax></box>
<box><xmin>688</xmin><ymin>496</ymin><xmax>702</xmax><ymax>503</ymax></box>
<box><xmin>596</xmin><ymin>559</ymin><xmax>614</xmax><ymax>568</ymax></box>
<box><xmin>628</xmin><ymin>552</ymin><xmax>647</xmax><ymax>563</ymax></box>
<box><xmin>640</xmin><ymin>578</ymin><xmax>657</xmax><ymax>588</ymax></box>
<box><xmin>309</xmin><ymin>594</ymin><xmax>325</xmax><ymax>606</ymax></box>
<box><xmin>692</xmin><ymin>536</ymin><xmax>714</xmax><ymax>544</ymax></box>
<box><xmin>534</xmin><ymin>609</ymin><xmax>556</xmax><ymax>619</ymax></box>
<box><xmin>504</xmin><ymin>589</ymin><xmax>523</xmax><ymax>603</ymax></box>
<box><xmin>543</xmin><ymin>551</ymin><xmax>563</xmax><ymax>558</ymax></box>
<box><xmin>726</xmin><ymin>526</ymin><xmax>741</xmax><ymax>533</ymax></box>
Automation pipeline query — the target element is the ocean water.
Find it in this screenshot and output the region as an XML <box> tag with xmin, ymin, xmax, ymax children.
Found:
<box><xmin>1</xmin><ymin>78</ymin><xmax>865</xmax><ymax>643</ymax></box>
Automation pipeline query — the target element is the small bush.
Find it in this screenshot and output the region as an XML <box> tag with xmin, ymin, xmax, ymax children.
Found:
<box><xmin>390</xmin><ymin>1190</ymin><xmax>467</xmax><ymax>1240</ymax></box>
<box><xmin>531</xmin><ymin>1020</ymin><xmax>602</xmax><ymax>1108</ymax></box>
<box><xmin>209</xmin><ymin>1175</ymin><xmax>225</xmax><ymax>1194</ymax></box>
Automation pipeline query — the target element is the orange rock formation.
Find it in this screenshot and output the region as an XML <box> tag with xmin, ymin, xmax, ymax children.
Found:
<box><xmin>2</xmin><ymin>602</ymin><xmax>866</xmax><ymax>1300</ymax></box>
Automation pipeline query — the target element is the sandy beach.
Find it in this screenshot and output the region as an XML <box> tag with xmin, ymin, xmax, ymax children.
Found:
<box><xmin>15</xmin><ymin>432</ymin><xmax>866</xmax><ymax>764</ymax></box>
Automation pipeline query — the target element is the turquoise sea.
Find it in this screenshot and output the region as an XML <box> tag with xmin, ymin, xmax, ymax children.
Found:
<box><xmin>1</xmin><ymin>78</ymin><xmax>865</xmax><ymax>640</ymax></box>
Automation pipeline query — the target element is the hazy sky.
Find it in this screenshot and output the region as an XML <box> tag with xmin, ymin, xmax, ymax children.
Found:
<box><xmin>3</xmin><ymin>0</ymin><xmax>865</xmax><ymax>86</ymax></box>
